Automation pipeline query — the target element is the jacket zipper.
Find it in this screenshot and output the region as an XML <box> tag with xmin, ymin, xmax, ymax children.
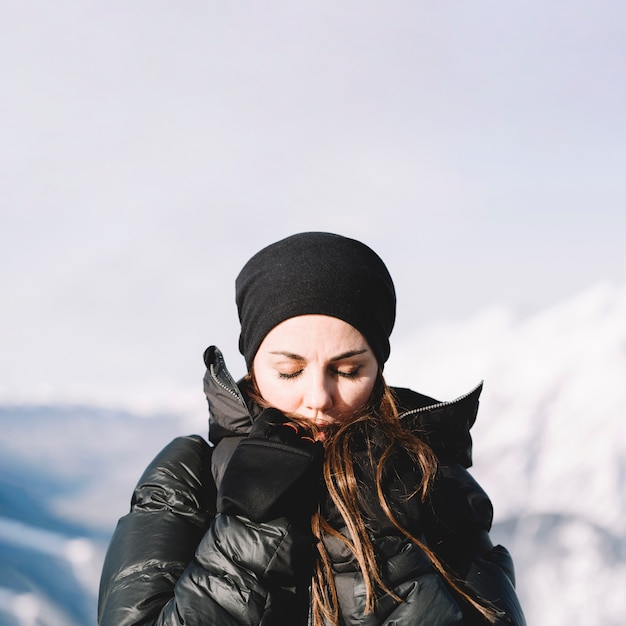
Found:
<box><xmin>398</xmin><ymin>381</ymin><xmax>483</xmax><ymax>421</ymax></box>
<box><xmin>209</xmin><ymin>350</ymin><xmax>248</xmax><ymax>407</ymax></box>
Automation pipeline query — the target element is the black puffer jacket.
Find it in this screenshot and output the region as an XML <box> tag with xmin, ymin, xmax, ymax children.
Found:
<box><xmin>98</xmin><ymin>347</ymin><xmax>525</xmax><ymax>626</ymax></box>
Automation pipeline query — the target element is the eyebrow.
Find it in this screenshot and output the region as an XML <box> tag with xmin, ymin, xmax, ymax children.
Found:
<box><xmin>268</xmin><ymin>349</ymin><xmax>368</xmax><ymax>362</ymax></box>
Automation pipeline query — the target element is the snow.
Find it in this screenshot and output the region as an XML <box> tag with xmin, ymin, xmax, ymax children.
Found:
<box><xmin>387</xmin><ymin>282</ymin><xmax>626</xmax><ymax>625</ymax></box>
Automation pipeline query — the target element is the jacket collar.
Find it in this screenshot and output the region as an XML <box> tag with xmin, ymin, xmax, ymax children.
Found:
<box><xmin>203</xmin><ymin>345</ymin><xmax>256</xmax><ymax>446</ymax></box>
<box><xmin>395</xmin><ymin>383</ymin><xmax>483</xmax><ymax>468</ymax></box>
<box><xmin>203</xmin><ymin>345</ymin><xmax>482</xmax><ymax>467</ymax></box>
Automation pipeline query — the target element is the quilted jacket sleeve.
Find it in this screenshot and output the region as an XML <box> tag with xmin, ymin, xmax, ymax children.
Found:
<box><xmin>98</xmin><ymin>435</ymin><xmax>216</xmax><ymax>626</ymax></box>
<box><xmin>154</xmin><ymin>513</ymin><xmax>311</xmax><ymax>626</ymax></box>
<box><xmin>98</xmin><ymin>435</ymin><xmax>311</xmax><ymax>626</ymax></box>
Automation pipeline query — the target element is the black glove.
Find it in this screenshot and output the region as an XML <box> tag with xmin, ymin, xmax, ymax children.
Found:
<box><xmin>217</xmin><ymin>408</ymin><xmax>324</xmax><ymax>524</ymax></box>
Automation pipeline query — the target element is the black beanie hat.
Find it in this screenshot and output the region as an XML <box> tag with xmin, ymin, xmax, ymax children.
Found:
<box><xmin>236</xmin><ymin>232</ymin><xmax>396</xmax><ymax>369</ymax></box>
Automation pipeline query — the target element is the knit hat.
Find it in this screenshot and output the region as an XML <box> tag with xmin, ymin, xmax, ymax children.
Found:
<box><xmin>236</xmin><ymin>232</ymin><xmax>396</xmax><ymax>369</ymax></box>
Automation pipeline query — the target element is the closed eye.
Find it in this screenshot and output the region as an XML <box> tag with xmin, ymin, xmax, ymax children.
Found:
<box><xmin>278</xmin><ymin>367</ymin><xmax>361</xmax><ymax>380</ymax></box>
<box><xmin>277</xmin><ymin>370</ymin><xmax>303</xmax><ymax>380</ymax></box>
<box><xmin>332</xmin><ymin>367</ymin><xmax>361</xmax><ymax>379</ymax></box>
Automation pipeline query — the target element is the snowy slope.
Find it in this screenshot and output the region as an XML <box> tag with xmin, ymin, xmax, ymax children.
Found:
<box><xmin>387</xmin><ymin>283</ymin><xmax>626</xmax><ymax>626</ymax></box>
<box><xmin>1</xmin><ymin>283</ymin><xmax>625</xmax><ymax>625</ymax></box>
<box><xmin>0</xmin><ymin>407</ymin><xmax>191</xmax><ymax>625</ymax></box>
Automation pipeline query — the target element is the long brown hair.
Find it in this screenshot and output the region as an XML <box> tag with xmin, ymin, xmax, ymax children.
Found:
<box><xmin>242</xmin><ymin>372</ymin><xmax>499</xmax><ymax>625</ymax></box>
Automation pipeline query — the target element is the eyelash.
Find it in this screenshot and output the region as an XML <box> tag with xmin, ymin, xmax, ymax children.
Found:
<box><xmin>278</xmin><ymin>368</ymin><xmax>360</xmax><ymax>380</ymax></box>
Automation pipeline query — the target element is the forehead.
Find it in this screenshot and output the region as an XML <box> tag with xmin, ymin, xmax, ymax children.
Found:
<box><xmin>259</xmin><ymin>315</ymin><xmax>369</xmax><ymax>355</ymax></box>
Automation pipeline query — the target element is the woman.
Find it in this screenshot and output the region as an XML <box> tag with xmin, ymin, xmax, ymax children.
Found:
<box><xmin>98</xmin><ymin>232</ymin><xmax>525</xmax><ymax>626</ymax></box>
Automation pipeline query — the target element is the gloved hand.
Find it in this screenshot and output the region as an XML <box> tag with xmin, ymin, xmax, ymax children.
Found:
<box><xmin>217</xmin><ymin>408</ymin><xmax>324</xmax><ymax>524</ymax></box>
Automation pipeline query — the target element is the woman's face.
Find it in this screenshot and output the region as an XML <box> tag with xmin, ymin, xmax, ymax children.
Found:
<box><xmin>252</xmin><ymin>315</ymin><xmax>379</xmax><ymax>439</ymax></box>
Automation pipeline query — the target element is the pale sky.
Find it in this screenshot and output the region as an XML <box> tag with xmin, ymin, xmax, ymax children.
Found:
<box><xmin>1</xmin><ymin>1</ymin><xmax>625</xmax><ymax>413</ymax></box>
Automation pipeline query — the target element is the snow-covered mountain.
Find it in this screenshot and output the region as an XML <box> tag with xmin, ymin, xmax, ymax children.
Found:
<box><xmin>387</xmin><ymin>282</ymin><xmax>626</xmax><ymax>625</ymax></box>
<box><xmin>1</xmin><ymin>283</ymin><xmax>625</xmax><ymax>625</ymax></box>
<box><xmin>0</xmin><ymin>407</ymin><xmax>188</xmax><ymax>626</ymax></box>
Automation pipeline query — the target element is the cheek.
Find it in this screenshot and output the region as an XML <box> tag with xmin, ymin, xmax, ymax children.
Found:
<box><xmin>255</xmin><ymin>375</ymin><xmax>301</xmax><ymax>413</ymax></box>
<box><xmin>339</xmin><ymin>379</ymin><xmax>377</xmax><ymax>414</ymax></box>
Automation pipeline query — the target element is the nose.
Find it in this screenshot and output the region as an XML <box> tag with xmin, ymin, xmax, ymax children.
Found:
<box><xmin>303</xmin><ymin>371</ymin><xmax>333</xmax><ymax>416</ymax></box>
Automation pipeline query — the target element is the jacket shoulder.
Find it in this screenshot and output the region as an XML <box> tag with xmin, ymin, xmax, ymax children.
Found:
<box><xmin>98</xmin><ymin>435</ymin><xmax>217</xmax><ymax>626</ymax></box>
<box><xmin>132</xmin><ymin>434</ymin><xmax>217</xmax><ymax>522</ymax></box>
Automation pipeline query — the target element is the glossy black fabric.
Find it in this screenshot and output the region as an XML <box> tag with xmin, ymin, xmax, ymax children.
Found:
<box><xmin>98</xmin><ymin>435</ymin><xmax>216</xmax><ymax>626</ymax></box>
<box><xmin>98</xmin><ymin>434</ymin><xmax>311</xmax><ymax>626</ymax></box>
<box><xmin>98</xmin><ymin>346</ymin><xmax>526</xmax><ymax>626</ymax></box>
